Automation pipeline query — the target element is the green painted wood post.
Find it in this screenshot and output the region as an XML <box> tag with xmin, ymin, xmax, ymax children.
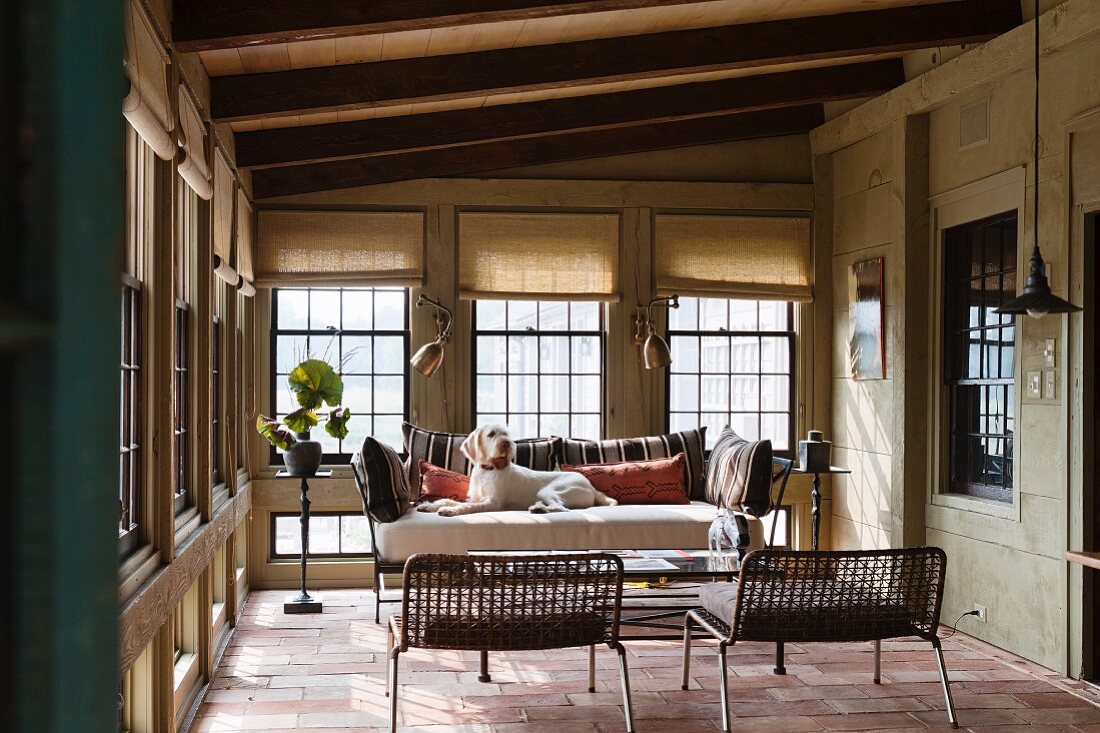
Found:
<box><xmin>3</xmin><ymin>1</ymin><xmax>124</xmax><ymax>731</ymax></box>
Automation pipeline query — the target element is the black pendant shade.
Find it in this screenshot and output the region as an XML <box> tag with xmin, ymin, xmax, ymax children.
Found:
<box><xmin>994</xmin><ymin>0</ymin><xmax>1081</xmax><ymax>319</ymax></box>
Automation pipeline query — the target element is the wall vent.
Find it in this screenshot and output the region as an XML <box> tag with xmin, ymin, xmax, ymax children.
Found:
<box><xmin>959</xmin><ymin>98</ymin><xmax>990</xmax><ymax>150</ymax></box>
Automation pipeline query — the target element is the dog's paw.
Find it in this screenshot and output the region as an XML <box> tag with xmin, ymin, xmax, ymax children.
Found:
<box><xmin>416</xmin><ymin>503</ymin><xmax>436</xmax><ymax>512</ymax></box>
<box><xmin>603</xmin><ymin>498</ymin><xmax>618</xmax><ymax>507</ymax></box>
<box><xmin>437</xmin><ymin>506</ymin><xmax>461</xmax><ymax>517</ymax></box>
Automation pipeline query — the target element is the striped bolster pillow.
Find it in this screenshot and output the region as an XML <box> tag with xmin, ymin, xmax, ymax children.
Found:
<box><xmin>351</xmin><ymin>437</ymin><xmax>410</xmax><ymax>524</ymax></box>
<box><xmin>559</xmin><ymin>427</ymin><xmax>707</xmax><ymax>501</ymax></box>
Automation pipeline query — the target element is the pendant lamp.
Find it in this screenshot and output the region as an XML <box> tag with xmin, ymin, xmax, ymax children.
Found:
<box><xmin>995</xmin><ymin>0</ymin><xmax>1081</xmax><ymax>318</ymax></box>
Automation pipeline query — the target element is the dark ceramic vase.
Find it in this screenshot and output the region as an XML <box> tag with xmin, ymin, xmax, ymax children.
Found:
<box><xmin>284</xmin><ymin>431</ymin><xmax>323</xmax><ymax>477</ymax></box>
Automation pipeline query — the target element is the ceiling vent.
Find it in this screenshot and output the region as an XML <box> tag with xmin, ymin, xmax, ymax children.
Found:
<box><xmin>960</xmin><ymin>98</ymin><xmax>990</xmax><ymax>150</ymax></box>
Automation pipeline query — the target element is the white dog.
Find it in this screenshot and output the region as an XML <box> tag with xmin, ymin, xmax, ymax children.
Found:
<box><xmin>417</xmin><ymin>424</ymin><xmax>616</xmax><ymax>516</ymax></box>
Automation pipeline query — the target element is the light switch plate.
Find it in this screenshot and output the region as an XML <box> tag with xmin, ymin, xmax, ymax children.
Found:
<box><xmin>1027</xmin><ymin>371</ymin><xmax>1042</xmax><ymax>399</ymax></box>
<box><xmin>1044</xmin><ymin>339</ymin><xmax>1056</xmax><ymax>367</ymax></box>
<box><xmin>1044</xmin><ymin>370</ymin><xmax>1057</xmax><ymax>400</ymax></box>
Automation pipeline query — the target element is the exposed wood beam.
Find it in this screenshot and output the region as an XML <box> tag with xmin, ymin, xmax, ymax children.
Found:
<box><xmin>252</xmin><ymin>105</ymin><xmax>824</xmax><ymax>198</ymax></box>
<box><xmin>211</xmin><ymin>0</ymin><xmax>1020</xmax><ymax>122</ymax></box>
<box><xmin>173</xmin><ymin>0</ymin><xmax>703</xmax><ymax>52</ymax></box>
<box><xmin>237</xmin><ymin>60</ymin><xmax>901</xmax><ymax>168</ymax></box>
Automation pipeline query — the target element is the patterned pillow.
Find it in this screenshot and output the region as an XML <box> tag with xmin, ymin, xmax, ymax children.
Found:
<box><xmin>351</xmin><ymin>437</ymin><xmax>409</xmax><ymax>523</ymax></box>
<box><xmin>559</xmin><ymin>428</ymin><xmax>707</xmax><ymax>500</ymax></box>
<box><xmin>561</xmin><ymin>454</ymin><xmax>689</xmax><ymax>505</ymax></box>
<box><xmin>706</xmin><ymin>426</ymin><xmax>774</xmax><ymax>516</ymax></box>
<box><xmin>417</xmin><ymin>460</ymin><xmax>470</xmax><ymax>503</ymax></box>
<box><xmin>402</xmin><ymin>423</ymin><xmax>561</xmax><ymax>494</ymax></box>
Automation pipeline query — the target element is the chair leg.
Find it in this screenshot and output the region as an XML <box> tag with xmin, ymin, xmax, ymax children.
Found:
<box><xmin>932</xmin><ymin>638</ymin><xmax>959</xmax><ymax>729</ymax></box>
<box><xmin>873</xmin><ymin>638</ymin><xmax>881</xmax><ymax>684</ymax></box>
<box><xmin>614</xmin><ymin>644</ymin><xmax>635</xmax><ymax>733</ymax></box>
<box><xmin>385</xmin><ymin>625</ymin><xmax>393</xmax><ymax>697</ymax></box>
<box><xmin>774</xmin><ymin>640</ymin><xmax>786</xmax><ymax>675</ymax></box>
<box><xmin>718</xmin><ymin>643</ymin><xmax>731</xmax><ymax>733</ymax></box>
<box><xmin>681</xmin><ymin>612</ymin><xmax>693</xmax><ymax>691</ymax></box>
<box><xmin>388</xmin><ymin>650</ymin><xmax>400</xmax><ymax>733</ymax></box>
<box><xmin>478</xmin><ymin>650</ymin><xmax>491</xmax><ymax>683</ymax></box>
<box><xmin>588</xmin><ymin>644</ymin><xmax>596</xmax><ymax>693</ymax></box>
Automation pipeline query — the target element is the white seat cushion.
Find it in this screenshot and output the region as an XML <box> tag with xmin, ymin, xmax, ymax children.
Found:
<box><xmin>374</xmin><ymin>501</ymin><xmax>763</xmax><ymax>562</ymax></box>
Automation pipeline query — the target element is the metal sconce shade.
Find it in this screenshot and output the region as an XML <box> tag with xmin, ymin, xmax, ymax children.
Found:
<box><xmin>410</xmin><ymin>339</ymin><xmax>446</xmax><ymax>376</ymax></box>
<box><xmin>410</xmin><ymin>294</ymin><xmax>453</xmax><ymax>377</ymax></box>
<box><xmin>643</xmin><ymin>331</ymin><xmax>673</xmax><ymax>369</ymax></box>
<box><xmin>994</xmin><ymin>250</ymin><xmax>1081</xmax><ymax>318</ymax></box>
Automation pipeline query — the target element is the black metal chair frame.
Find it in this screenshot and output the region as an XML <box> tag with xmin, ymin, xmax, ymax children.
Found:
<box><xmin>386</xmin><ymin>553</ymin><xmax>634</xmax><ymax>733</ymax></box>
<box><xmin>681</xmin><ymin>547</ymin><xmax>958</xmax><ymax>732</ymax></box>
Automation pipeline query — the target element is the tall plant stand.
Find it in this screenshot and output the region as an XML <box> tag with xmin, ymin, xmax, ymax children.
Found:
<box><xmin>790</xmin><ymin>466</ymin><xmax>850</xmax><ymax>551</ymax></box>
<box><xmin>278</xmin><ymin>469</ymin><xmax>332</xmax><ymax>614</ymax></box>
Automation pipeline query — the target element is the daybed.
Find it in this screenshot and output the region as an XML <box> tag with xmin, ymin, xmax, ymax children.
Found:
<box><xmin>352</xmin><ymin>424</ymin><xmax>790</xmax><ymax>622</ymax></box>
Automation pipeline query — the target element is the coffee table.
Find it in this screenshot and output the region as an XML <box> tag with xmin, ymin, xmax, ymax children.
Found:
<box><xmin>468</xmin><ymin>548</ymin><xmax>740</xmax><ymax>640</ymax></box>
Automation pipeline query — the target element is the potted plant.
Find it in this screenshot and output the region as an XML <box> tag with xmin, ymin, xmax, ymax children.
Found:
<box><xmin>256</xmin><ymin>358</ymin><xmax>352</xmax><ymax>477</ymax></box>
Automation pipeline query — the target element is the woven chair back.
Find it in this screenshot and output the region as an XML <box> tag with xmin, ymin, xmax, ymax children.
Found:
<box><xmin>733</xmin><ymin>548</ymin><xmax>946</xmax><ymax>643</ymax></box>
<box><xmin>400</xmin><ymin>553</ymin><xmax>624</xmax><ymax>652</ymax></box>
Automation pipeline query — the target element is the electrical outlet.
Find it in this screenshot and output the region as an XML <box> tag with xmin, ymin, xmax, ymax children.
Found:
<box><xmin>974</xmin><ymin>604</ymin><xmax>987</xmax><ymax>623</ymax></box>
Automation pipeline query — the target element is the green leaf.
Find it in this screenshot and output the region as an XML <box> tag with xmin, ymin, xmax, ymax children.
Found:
<box><xmin>325</xmin><ymin>407</ymin><xmax>351</xmax><ymax>440</ymax></box>
<box><xmin>288</xmin><ymin>359</ymin><xmax>344</xmax><ymax>409</ymax></box>
<box><xmin>256</xmin><ymin>414</ymin><xmax>296</xmax><ymax>451</ymax></box>
<box><xmin>283</xmin><ymin>408</ymin><xmax>318</xmax><ymax>434</ymax></box>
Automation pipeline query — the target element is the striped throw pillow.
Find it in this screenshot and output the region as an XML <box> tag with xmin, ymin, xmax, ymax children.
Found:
<box><xmin>706</xmin><ymin>426</ymin><xmax>773</xmax><ymax>516</ymax></box>
<box><xmin>402</xmin><ymin>423</ymin><xmax>562</xmax><ymax>495</ymax></box>
<box><xmin>559</xmin><ymin>428</ymin><xmax>707</xmax><ymax>500</ymax></box>
<box><xmin>351</xmin><ymin>437</ymin><xmax>409</xmax><ymax>524</ymax></box>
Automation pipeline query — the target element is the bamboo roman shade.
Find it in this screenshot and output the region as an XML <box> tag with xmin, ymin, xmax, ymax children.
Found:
<box><xmin>212</xmin><ymin>149</ymin><xmax>237</xmax><ymax>285</ymax></box>
<box><xmin>458</xmin><ymin>212</ymin><xmax>620</xmax><ymax>300</ymax></box>
<box><xmin>176</xmin><ymin>85</ymin><xmax>212</xmax><ymax>200</ymax></box>
<box><xmin>235</xmin><ymin>190</ymin><xmax>256</xmax><ymax>296</ymax></box>
<box><xmin>123</xmin><ymin>0</ymin><xmax>174</xmax><ymax>160</ymax></box>
<box><xmin>654</xmin><ymin>214</ymin><xmax>813</xmax><ymax>302</ymax></box>
<box><xmin>255</xmin><ymin>210</ymin><xmax>424</xmax><ymax>287</ymax></box>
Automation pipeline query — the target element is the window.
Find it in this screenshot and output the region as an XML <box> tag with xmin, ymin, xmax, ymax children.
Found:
<box><xmin>473</xmin><ymin>300</ymin><xmax>603</xmax><ymax>439</ymax></box>
<box><xmin>942</xmin><ymin>212</ymin><xmax>1017</xmax><ymax>502</ymax></box>
<box><xmin>173</xmin><ymin>303</ymin><xmax>190</xmax><ymax>514</ymax></box>
<box><xmin>271</xmin><ymin>512</ymin><xmax>372</xmax><ymax>558</ymax></box>
<box><xmin>236</xmin><ymin>315</ymin><xmax>245</xmax><ymax>472</ymax></box>
<box><xmin>211</xmin><ymin>315</ymin><xmax>222</xmax><ymax>487</ymax></box>
<box><xmin>667</xmin><ymin>298</ymin><xmax>795</xmax><ymax>452</ymax></box>
<box><xmin>119</xmin><ymin>127</ymin><xmax>151</xmax><ymax>559</ymax></box>
<box><xmin>271</xmin><ymin>287</ymin><xmax>409</xmax><ymax>461</ymax></box>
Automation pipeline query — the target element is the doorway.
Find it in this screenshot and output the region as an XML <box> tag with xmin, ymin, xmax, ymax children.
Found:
<box><xmin>1091</xmin><ymin>212</ymin><xmax>1100</xmax><ymax>681</ymax></box>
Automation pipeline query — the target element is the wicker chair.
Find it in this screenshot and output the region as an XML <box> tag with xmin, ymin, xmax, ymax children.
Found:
<box><xmin>681</xmin><ymin>548</ymin><xmax>957</xmax><ymax>732</ymax></box>
<box><xmin>386</xmin><ymin>553</ymin><xmax>635</xmax><ymax>733</ymax></box>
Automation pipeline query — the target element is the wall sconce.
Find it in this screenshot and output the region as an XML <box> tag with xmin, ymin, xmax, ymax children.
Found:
<box><xmin>635</xmin><ymin>294</ymin><xmax>679</xmax><ymax>369</ymax></box>
<box><xmin>410</xmin><ymin>294</ymin><xmax>453</xmax><ymax>377</ymax></box>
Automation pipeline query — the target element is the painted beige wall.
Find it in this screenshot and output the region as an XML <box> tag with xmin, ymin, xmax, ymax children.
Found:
<box><xmin>815</xmin><ymin>0</ymin><xmax>1100</xmax><ymax>673</ymax></box>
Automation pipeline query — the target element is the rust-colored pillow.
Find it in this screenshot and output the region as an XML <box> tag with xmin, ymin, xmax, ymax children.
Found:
<box><xmin>561</xmin><ymin>453</ymin><xmax>690</xmax><ymax>505</ymax></box>
<box><xmin>417</xmin><ymin>459</ymin><xmax>470</xmax><ymax>503</ymax></box>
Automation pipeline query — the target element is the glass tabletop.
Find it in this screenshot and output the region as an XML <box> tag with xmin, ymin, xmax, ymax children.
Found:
<box><xmin>467</xmin><ymin>548</ymin><xmax>740</xmax><ymax>576</ymax></box>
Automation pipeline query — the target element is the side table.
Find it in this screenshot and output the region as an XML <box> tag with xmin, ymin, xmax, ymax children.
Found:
<box><xmin>790</xmin><ymin>465</ymin><xmax>850</xmax><ymax>551</ymax></box>
<box><xmin>277</xmin><ymin>469</ymin><xmax>332</xmax><ymax>613</ymax></box>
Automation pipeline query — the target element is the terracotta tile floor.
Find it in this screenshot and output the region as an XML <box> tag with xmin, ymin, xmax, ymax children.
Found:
<box><xmin>192</xmin><ymin>589</ymin><xmax>1100</xmax><ymax>732</ymax></box>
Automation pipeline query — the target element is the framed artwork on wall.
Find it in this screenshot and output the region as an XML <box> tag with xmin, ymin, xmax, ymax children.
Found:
<box><xmin>848</xmin><ymin>257</ymin><xmax>885</xmax><ymax>380</ymax></box>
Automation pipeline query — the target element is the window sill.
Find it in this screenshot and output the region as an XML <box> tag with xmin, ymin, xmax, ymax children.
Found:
<box><xmin>931</xmin><ymin>490</ymin><xmax>1020</xmax><ymax>521</ymax></box>
<box><xmin>174</xmin><ymin>508</ymin><xmax>201</xmax><ymax>551</ymax></box>
<box><xmin>118</xmin><ymin>544</ymin><xmax>159</xmax><ymax>603</ymax></box>
<box><xmin>259</xmin><ymin>464</ymin><xmax>354</xmax><ymax>480</ymax></box>
<box><xmin>212</xmin><ymin>483</ymin><xmax>230</xmax><ymax>511</ymax></box>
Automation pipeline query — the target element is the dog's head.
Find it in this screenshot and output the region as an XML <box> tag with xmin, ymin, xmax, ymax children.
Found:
<box><xmin>461</xmin><ymin>424</ymin><xmax>515</xmax><ymax>470</ymax></box>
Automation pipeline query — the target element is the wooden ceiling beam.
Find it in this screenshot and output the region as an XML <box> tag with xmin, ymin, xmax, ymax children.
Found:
<box><xmin>211</xmin><ymin>0</ymin><xmax>1020</xmax><ymax>122</ymax></box>
<box><xmin>172</xmin><ymin>0</ymin><xmax>702</xmax><ymax>52</ymax></box>
<box><xmin>251</xmin><ymin>105</ymin><xmax>825</xmax><ymax>198</ymax></box>
<box><xmin>237</xmin><ymin>60</ymin><xmax>902</xmax><ymax>168</ymax></box>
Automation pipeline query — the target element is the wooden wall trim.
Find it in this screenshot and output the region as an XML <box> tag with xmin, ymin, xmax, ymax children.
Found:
<box><xmin>810</xmin><ymin>0</ymin><xmax>1100</xmax><ymax>155</ymax></box>
<box><xmin>119</xmin><ymin>483</ymin><xmax>252</xmax><ymax>672</ymax></box>
<box><xmin>259</xmin><ymin>177</ymin><xmax>815</xmax><ymax>210</ymax></box>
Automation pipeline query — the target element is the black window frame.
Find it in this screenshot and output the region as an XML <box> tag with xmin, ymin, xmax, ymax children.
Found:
<box><xmin>269</xmin><ymin>511</ymin><xmax>373</xmax><ymax>559</ymax></box>
<box><xmin>270</xmin><ymin>287</ymin><xmax>410</xmax><ymax>465</ymax></box>
<box><xmin>942</xmin><ymin>211</ymin><xmax>1017</xmax><ymax>503</ymax></box>
<box><xmin>471</xmin><ymin>300</ymin><xmax>605</xmax><ymax>440</ymax></box>
<box><xmin>211</xmin><ymin>315</ymin><xmax>222</xmax><ymax>488</ymax></box>
<box><xmin>665</xmin><ymin>298</ymin><xmax>797</xmax><ymax>457</ymax></box>
<box><xmin>173</xmin><ymin>300</ymin><xmax>191</xmax><ymax>515</ymax></box>
<box><xmin>119</xmin><ymin>273</ymin><xmax>142</xmax><ymax>557</ymax></box>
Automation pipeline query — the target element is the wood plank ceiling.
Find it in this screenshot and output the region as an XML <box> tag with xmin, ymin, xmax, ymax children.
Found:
<box><xmin>176</xmin><ymin>0</ymin><xmax>1022</xmax><ymax>197</ymax></box>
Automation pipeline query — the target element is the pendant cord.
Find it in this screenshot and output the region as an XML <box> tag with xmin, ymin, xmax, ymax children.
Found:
<box><xmin>1033</xmin><ymin>0</ymin><xmax>1042</xmax><ymax>263</ymax></box>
